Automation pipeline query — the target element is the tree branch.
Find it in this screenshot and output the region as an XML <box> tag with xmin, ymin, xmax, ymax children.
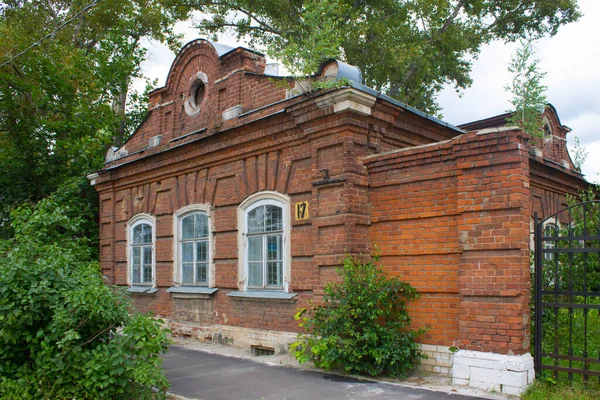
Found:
<box><xmin>80</xmin><ymin>323</ymin><xmax>117</xmax><ymax>347</ymax></box>
<box><xmin>175</xmin><ymin>2</ymin><xmax>282</xmax><ymax>35</ymax></box>
<box><xmin>201</xmin><ymin>21</ymin><xmax>279</xmax><ymax>35</ymax></box>
<box><xmin>396</xmin><ymin>0</ymin><xmax>466</xmax><ymax>97</ymax></box>
<box><xmin>233</xmin><ymin>6</ymin><xmax>282</xmax><ymax>36</ymax></box>
<box><xmin>0</xmin><ymin>1</ymin><xmax>99</xmax><ymax>68</ymax></box>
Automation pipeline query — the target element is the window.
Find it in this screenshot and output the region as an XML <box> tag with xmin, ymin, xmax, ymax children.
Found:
<box><xmin>175</xmin><ymin>207</ymin><xmax>211</xmax><ymax>286</ymax></box>
<box><xmin>238</xmin><ymin>192</ymin><xmax>291</xmax><ymax>292</ymax></box>
<box><xmin>184</xmin><ymin>72</ymin><xmax>208</xmax><ymax>116</ymax></box>
<box><xmin>128</xmin><ymin>215</ymin><xmax>155</xmax><ymax>287</ymax></box>
<box><xmin>543</xmin><ymin>223</ymin><xmax>558</xmax><ymax>261</ymax></box>
<box><xmin>544</xmin><ymin>123</ymin><xmax>552</xmax><ymax>137</ymax></box>
<box><xmin>171</xmin><ymin>205</ymin><xmax>215</xmax><ymax>291</ymax></box>
<box><xmin>247</xmin><ymin>203</ymin><xmax>283</xmax><ymax>288</ymax></box>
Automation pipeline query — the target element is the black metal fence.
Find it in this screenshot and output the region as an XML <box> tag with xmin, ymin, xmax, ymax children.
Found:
<box><xmin>534</xmin><ymin>201</ymin><xmax>600</xmax><ymax>383</ymax></box>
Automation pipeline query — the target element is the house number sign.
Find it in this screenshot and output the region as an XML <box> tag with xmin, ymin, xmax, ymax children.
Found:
<box><xmin>295</xmin><ymin>201</ymin><xmax>309</xmax><ymax>220</ymax></box>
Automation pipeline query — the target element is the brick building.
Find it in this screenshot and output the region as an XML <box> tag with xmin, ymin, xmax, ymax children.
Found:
<box><xmin>89</xmin><ymin>40</ymin><xmax>588</xmax><ymax>395</ymax></box>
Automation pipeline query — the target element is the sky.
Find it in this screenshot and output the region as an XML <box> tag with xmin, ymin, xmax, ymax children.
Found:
<box><xmin>138</xmin><ymin>0</ymin><xmax>599</xmax><ymax>182</ymax></box>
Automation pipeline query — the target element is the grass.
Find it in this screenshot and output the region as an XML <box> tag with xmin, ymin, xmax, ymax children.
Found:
<box><xmin>523</xmin><ymin>380</ymin><xmax>600</xmax><ymax>400</ymax></box>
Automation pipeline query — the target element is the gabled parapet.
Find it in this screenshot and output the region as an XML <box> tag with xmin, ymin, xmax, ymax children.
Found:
<box><xmin>458</xmin><ymin>104</ymin><xmax>579</xmax><ymax>173</ymax></box>
<box><xmin>105</xmin><ymin>39</ymin><xmax>376</xmax><ymax>169</ymax></box>
<box><xmin>106</xmin><ymin>40</ymin><xmax>284</xmax><ymax>167</ymax></box>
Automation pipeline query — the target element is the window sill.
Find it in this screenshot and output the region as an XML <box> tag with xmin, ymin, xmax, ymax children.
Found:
<box><xmin>166</xmin><ymin>286</ymin><xmax>218</xmax><ymax>299</ymax></box>
<box><xmin>227</xmin><ymin>291</ymin><xmax>298</xmax><ymax>301</ymax></box>
<box><xmin>127</xmin><ymin>286</ymin><xmax>158</xmax><ymax>294</ymax></box>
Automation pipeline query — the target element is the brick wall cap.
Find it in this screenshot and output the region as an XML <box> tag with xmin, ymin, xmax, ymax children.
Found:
<box><xmin>531</xmin><ymin>156</ymin><xmax>587</xmax><ymax>181</ymax></box>
<box><xmin>474</xmin><ymin>126</ymin><xmax>523</xmax><ymax>136</ymax></box>
<box><xmin>363</xmin><ymin>137</ymin><xmax>454</xmax><ymax>162</ymax></box>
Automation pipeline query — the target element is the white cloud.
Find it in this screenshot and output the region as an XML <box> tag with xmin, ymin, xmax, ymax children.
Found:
<box><xmin>571</xmin><ymin>140</ymin><xmax>600</xmax><ymax>184</ymax></box>
<box><xmin>438</xmin><ymin>0</ymin><xmax>600</xmax><ymax>180</ymax></box>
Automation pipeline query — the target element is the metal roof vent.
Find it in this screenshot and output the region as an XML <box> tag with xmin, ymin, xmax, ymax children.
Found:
<box><xmin>318</xmin><ymin>59</ymin><xmax>363</xmax><ymax>84</ymax></box>
<box><xmin>265</xmin><ymin>63</ymin><xmax>280</xmax><ymax>76</ymax></box>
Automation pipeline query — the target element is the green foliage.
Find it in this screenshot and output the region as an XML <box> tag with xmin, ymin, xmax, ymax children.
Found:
<box><xmin>0</xmin><ymin>178</ymin><xmax>171</xmax><ymax>399</ymax></box>
<box><xmin>505</xmin><ymin>40</ymin><xmax>548</xmax><ymax>138</ymax></box>
<box><xmin>190</xmin><ymin>0</ymin><xmax>579</xmax><ymax>114</ymax></box>
<box><xmin>291</xmin><ymin>254</ymin><xmax>424</xmax><ymax>377</ymax></box>
<box><xmin>0</xmin><ymin>0</ymin><xmax>189</xmax><ymax>238</ymax></box>
<box><xmin>533</xmin><ymin>188</ymin><xmax>600</xmax><ymax>383</ymax></box>
<box><xmin>523</xmin><ymin>379</ymin><xmax>600</xmax><ymax>400</ymax></box>
<box><xmin>571</xmin><ymin>136</ymin><xmax>589</xmax><ymax>172</ymax></box>
<box><xmin>309</xmin><ymin>77</ymin><xmax>352</xmax><ymax>93</ymax></box>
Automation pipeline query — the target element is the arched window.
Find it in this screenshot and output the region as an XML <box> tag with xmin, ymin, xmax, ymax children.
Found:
<box><xmin>238</xmin><ymin>192</ymin><xmax>291</xmax><ymax>291</ymax></box>
<box><xmin>128</xmin><ymin>215</ymin><xmax>155</xmax><ymax>287</ymax></box>
<box><xmin>544</xmin><ymin>123</ymin><xmax>552</xmax><ymax>138</ymax></box>
<box><xmin>177</xmin><ymin>209</ymin><xmax>211</xmax><ymax>285</ymax></box>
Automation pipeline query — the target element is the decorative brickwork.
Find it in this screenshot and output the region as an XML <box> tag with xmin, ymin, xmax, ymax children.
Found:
<box><xmin>91</xmin><ymin>40</ymin><xmax>590</xmax><ymax>395</ymax></box>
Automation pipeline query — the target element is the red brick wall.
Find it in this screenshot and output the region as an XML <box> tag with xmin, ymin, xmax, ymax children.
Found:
<box><xmin>365</xmin><ymin>129</ymin><xmax>533</xmax><ymax>355</ymax></box>
<box><xmin>529</xmin><ymin>157</ymin><xmax>588</xmax><ymax>223</ymax></box>
<box><xmin>92</xmin><ymin>39</ymin><xmax>587</xmax><ymax>356</ymax></box>
<box><xmin>95</xmin><ymin>88</ymin><xmax>459</xmax><ymax>336</ymax></box>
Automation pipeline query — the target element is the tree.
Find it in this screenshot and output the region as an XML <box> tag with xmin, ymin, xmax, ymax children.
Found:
<box><xmin>0</xmin><ymin>0</ymin><xmax>189</xmax><ymax>238</ymax></box>
<box><xmin>0</xmin><ymin>178</ymin><xmax>171</xmax><ymax>399</ymax></box>
<box><xmin>505</xmin><ymin>40</ymin><xmax>548</xmax><ymax>138</ymax></box>
<box><xmin>185</xmin><ymin>0</ymin><xmax>580</xmax><ymax>115</ymax></box>
<box><xmin>0</xmin><ymin>3</ymin><xmax>189</xmax><ymax>395</ymax></box>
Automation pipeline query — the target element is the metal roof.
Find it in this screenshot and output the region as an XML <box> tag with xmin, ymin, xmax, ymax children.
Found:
<box><xmin>348</xmin><ymin>81</ymin><xmax>464</xmax><ymax>134</ymax></box>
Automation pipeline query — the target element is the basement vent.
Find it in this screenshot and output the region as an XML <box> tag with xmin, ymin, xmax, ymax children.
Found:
<box><xmin>148</xmin><ymin>135</ymin><xmax>161</xmax><ymax>148</ymax></box>
<box><xmin>251</xmin><ymin>345</ymin><xmax>275</xmax><ymax>356</ymax></box>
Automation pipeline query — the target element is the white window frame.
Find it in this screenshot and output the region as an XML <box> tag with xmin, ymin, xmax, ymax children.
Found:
<box><xmin>127</xmin><ymin>214</ymin><xmax>156</xmax><ymax>288</ymax></box>
<box><xmin>543</xmin><ymin>222</ymin><xmax>559</xmax><ymax>262</ymax></box>
<box><xmin>172</xmin><ymin>204</ymin><xmax>214</xmax><ymax>287</ymax></box>
<box><xmin>238</xmin><ymin>192</ymin><xmax>291</xmax><ymax>292</ymax></box>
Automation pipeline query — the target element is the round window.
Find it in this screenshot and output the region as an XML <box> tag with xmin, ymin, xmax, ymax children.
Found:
<box><xmin>184</xmin><ymin>72</ymin><xmax>208</xmax><ymax>116</ymax></box>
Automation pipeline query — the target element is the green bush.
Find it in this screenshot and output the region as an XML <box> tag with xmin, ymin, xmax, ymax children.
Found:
<box><xmin>292</xmin><ymin>253</ymin><xmax>424</xmax><ymax>377</ymax></box>
<box><xmin>0</xmin><ymin>178</ymin><xmax>170</xmax><ymax>399</ymax></box>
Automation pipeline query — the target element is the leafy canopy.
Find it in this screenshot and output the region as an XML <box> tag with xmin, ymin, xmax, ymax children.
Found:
<box><xmin>0</xmin><ymin>0</ymin><xmax>189</xmax><ymax>238</ymax></box>
<box><xmin>0</xmin><ymin>3</ymin><xmax>189</xmax><ymax>396</ymax></box>
<box><xmin>292</xmin><ymin>254</ymin><xmax>424</xmax><ymax>377</ymax></box>
<box><xmin>0</xmin><ymin>178</ymin><xmax>171</xmax><ymax>399</ymax></box>
<box><xmin>189</xmin><ymin>0</ymin><xmax>580</xmax><ymax>114</ymax></box>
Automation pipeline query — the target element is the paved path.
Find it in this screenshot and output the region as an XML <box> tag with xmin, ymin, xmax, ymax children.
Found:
<box><xmin>164</xmin><ymin>346</ymin><xmax>486</xmax><ymax>400</ymax></box>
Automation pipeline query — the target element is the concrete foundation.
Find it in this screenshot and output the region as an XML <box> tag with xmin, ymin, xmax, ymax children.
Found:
<box><xmin>452</xmin><ymin>350</ymin><xmax>534</xmax><ymax>396</ymax></box>
<box><xmin>169</xmin><ymin>321</ymin><xmax>298</xmax><ymax>355</ymax></box>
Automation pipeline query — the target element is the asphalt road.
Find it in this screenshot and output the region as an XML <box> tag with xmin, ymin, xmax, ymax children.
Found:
<box><xmin>163</xmin><ymin>346</ymin><xmax>486</xmax><ymax>400</ymax></box>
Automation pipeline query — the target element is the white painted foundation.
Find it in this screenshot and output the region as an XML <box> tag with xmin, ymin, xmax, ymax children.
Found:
<box><xmin>452</xmin><ymin>350</ymin><xmax>535</xmax><ymax>396</ymax></box>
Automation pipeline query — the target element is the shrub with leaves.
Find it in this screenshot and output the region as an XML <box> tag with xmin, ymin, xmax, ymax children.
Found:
<box><xmin>292</xmin><ymin>254</ymin><xmax>424</xmax><ymax>377</ymax></box>
<box><xmin>0</xmin><ymin>178</ymin><xmax>170</xmax><ymax>399</ymax></box>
